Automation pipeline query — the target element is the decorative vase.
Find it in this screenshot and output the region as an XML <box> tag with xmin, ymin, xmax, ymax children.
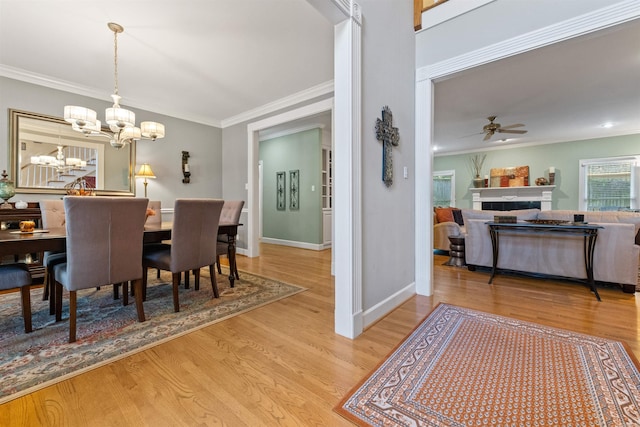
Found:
<box><xmin>472</xmin><ymin>176</ymin><xmax>484</xmax><ymax>188</ymax></box>
<box><xmin>0</xmin><ymin>170</ymin><xmax>16</xmax><ymax>209</ymax></box>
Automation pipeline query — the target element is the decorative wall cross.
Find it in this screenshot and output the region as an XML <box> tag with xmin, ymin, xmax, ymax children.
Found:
<box><xmin>375</xmin><ymin>106</ymin><xmax>399</xmax><ymax>187</ymax></box>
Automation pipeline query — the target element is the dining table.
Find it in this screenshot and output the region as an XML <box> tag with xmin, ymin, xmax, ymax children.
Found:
<box><xmin>0</xmin><ymin>221</ymin><xmax>241</xmax><ymax>289</ymax></box>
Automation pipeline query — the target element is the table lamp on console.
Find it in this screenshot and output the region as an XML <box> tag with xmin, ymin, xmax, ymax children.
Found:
<box><xmin>135</xmin><ymin>163</ymin><xmax>156</xmax><ymax>198</ymax></box>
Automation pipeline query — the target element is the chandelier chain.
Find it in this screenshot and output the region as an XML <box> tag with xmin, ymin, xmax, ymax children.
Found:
<box><xmin>113</xmin><ymin>28</ymin><xmax>119</xmax><ymax>97</ymax></box>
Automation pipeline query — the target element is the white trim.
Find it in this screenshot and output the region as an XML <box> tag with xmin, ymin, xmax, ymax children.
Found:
<box><xmin>414</xmin><ymin>0</ymin><xmax>640</xmax><ymax>297</ymax></box>
<box><xmin>247</xmin><ymin>98</ymin><xmax>334</xmax><ymax>258</ymax></box>
<box><xmin>222</xmin><ymin>81</ymin><xmax>334</xmax><ymax>128</ymax></box>
<box><xmin>362</xmin><ymin>281</ymin><xmax>416</xmax><ymax>329</ymax></box>
<box><xmin>333</xmin><ymin>3</ymin><xmax>362</xmax><ymax>339</ymax></box>
<box><xmin>260</xmin><ymin>237</ymin><xmax>327</xmax><ymax>251</ymax></box>
<box><xmin>259</xmin><ymin>124</ymin><xmax>326</xmax><ymax>142</ymax></box>
<box><xmin>578</xmin><ymin>155</ymin><xmax>640</xmax><ymax>211</ymax></box>
<box><xmin>0</xmin><ymin>64</ymin><xmax>223</xmax><ymax>128</ymax></box>
<box><xmin>415</xmin><ymin>78</ymin><xmax>434</xmax><ymax>296</ymax></box>
<box><xmin>470</xmin><ymin>186</ymin><xmax>555</xmax><ymax>211</ymax></box>
<box><xmin>417</xmin><ymin>0</ymin><xmax>495</xmax><ymax>31</ymax></box>
<box><xmin>417</xmin><ymin>0</ymin><xmax>640</xmax><ymax>82</ymax></box>
<box><xmin>0</xmin><ymin>63</ymin><xmax>334</xmax><ymax>130</ymax></box>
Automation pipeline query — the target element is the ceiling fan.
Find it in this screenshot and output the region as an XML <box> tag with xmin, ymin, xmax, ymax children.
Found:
<box><xmin>482</xmin><ymin>116</ymin><xmax>527</xmax><ymax>141</ymax></box>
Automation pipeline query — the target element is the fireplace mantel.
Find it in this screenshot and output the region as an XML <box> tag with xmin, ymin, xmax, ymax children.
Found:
<box><xmin>470</xmin><ymin>185</ymin><xmax>555</xmax><ymax>211</ymax></box>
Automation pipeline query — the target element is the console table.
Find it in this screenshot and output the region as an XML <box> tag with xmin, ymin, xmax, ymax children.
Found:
<box><xmin>486</xmin><ymin>222</ymin><xmax>603</xmax><ymax>301</ymax></box>
<box><xmin>0</xmin><ymin>202</ymin><xmax>44</xmax><ymax>279</ymax></box>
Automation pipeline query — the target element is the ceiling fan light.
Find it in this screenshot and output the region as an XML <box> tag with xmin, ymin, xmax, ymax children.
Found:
<box><xmin>141</xmin><ymin>122</ymin><xmax>165</xmax><ymax>140</ymax></box>
<box><xmin>64</xmin><ymin>106</ymin><xmax>97</xmax><ymax>128</ymax></box>
<box><xmin>106</xmin><ymin>106</ymin><xmax>135</xmax><ymax>128</ymax></box>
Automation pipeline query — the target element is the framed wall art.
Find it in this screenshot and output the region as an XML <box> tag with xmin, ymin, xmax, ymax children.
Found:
<box><xmin>276</xmin><ymin>171</ymin><xmax>286</xmax><ymax>210</ymax></box>
<box><xmin>289</xmin><ymin>169</ymin><xmax>299</xmax><ymax>210</ymax></box>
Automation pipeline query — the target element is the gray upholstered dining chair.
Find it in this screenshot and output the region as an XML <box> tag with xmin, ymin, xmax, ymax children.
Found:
<box><xmin>39</xmin><ymin>199</ymin><xmax>67</xmax><ymax>315</ymax></box>
<box><xmin>0</xmin><ymin>263</ymin><xmax>33</xmax><ymax>333</ymax></box>
<box><xmin>142</xmin><ymin>198</ymin><xmax>224</xmax><ymax>312</ymax></box>
<box><xmin>54</xmin><ymin>196</ymin><xmax>149</xmax><ymax>343</ymax></box>
<box><xmin>215</xmin><ymin>200</ymin><xmax>244</xmax><ymax>277</ymax></box>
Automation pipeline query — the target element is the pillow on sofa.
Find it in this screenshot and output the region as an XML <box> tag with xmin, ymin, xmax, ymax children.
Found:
<box><xmin>452</xmin><ymin>209</ymin><xmax>464</xmax><ymax>226</ymax></box>
<box><xmin>434</xmin><ymin>207</ymin><xmax>455</xmax><ymax>223</ymax></box>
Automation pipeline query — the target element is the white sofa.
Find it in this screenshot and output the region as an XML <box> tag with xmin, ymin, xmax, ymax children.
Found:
<box><xmin>462</xmin><ymin>208</ymin><xmax>640</xmax><ymax>293</ymax></box>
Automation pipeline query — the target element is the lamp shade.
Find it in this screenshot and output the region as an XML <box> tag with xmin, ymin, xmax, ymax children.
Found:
<box><xmin>135</xmin><ymin>163</ymin><xmax>156</xmax><ymax>179</ymax></box>
<box><xmin>141</xmin><ymin>122</ymin><xmax>165</xmax><ymax>140</ymax></box>
<box><xmin>64</xmin><ymin>106</ymin><xmax>97</xmax><ymax>127</ymax></box>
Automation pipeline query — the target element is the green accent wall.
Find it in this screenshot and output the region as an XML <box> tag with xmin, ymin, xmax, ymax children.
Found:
<box><xmin>260</xmin><ymin>128</ymin><xmax>322</xmax><ymax>244</ymax></box>
<box><xmin>433</xmin><ymin>134</ymin><xmax>640</xmax><ymax>210</ymax></box>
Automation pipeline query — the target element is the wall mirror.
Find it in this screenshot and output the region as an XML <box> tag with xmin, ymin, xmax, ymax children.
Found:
<box><xmin>9</xmin><ymin>109</ymin><xmax>135</xmax><ymax>195</ymax></box>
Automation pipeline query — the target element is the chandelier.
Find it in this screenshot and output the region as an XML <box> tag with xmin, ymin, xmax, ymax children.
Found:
<box><xmin>63</xmin><ymin>22</ymin><xmax>165</xmax><ymax>149</ymax></box>
<box><xmin>30</xmin><ymin>146</ymin><xmax>86</xmax><ymax>172</ymax></box>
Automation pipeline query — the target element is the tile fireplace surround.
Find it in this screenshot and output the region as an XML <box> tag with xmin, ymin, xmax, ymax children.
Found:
<box><xmin>470</xmin><ymin>185</ymin><xmax>555</xmax><ymax>211</ymax></box>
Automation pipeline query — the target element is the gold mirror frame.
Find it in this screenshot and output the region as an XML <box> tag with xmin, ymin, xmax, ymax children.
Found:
<box><xmin>9</xmin><ymin>109</ymin><xmax>136</xmax><ymax>196</ymax></box>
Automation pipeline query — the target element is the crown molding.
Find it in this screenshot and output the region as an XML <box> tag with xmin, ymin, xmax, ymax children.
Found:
<box><xmin>259</xmin><ymin>123</ymin><xmax>326</xmax><ymax>142</ymax></box>
<box><xmin>221</xmin><ymin>80</ymin><xmax>334</xmax><ymax>128</ymax></box>
<box><xmin>417</xmin><ymin>0</ymin><xmax>640</xmax><ymax>82</ymax></box>
<box><xmin>0</xmin><ymin>64</ymin><xmax>222</xmax><ymax>127</ymax></box>
<box><xmin>1</xmin><ymin>64</ymin><xmax>334</xmax><ymax>129</ymax></box>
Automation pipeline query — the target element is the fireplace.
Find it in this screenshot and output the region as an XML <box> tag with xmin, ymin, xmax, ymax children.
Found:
<box><xmin>482</xmin><ymin>201</ymin><xmax>541</xmax><ymax>211</ymax></box>
<box><xmin>470</xmin><ymin>186</ymin><xmax>555</xmax><ymax>211</ymax></box>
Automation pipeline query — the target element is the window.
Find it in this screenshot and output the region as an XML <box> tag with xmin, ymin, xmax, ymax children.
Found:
<box><xmin>579</xmin><ymin>156</ymin><xmax>639</xmax><ymax>211</ymax></box>
<box><xmin>433</xmin><ymin>170</ymin><xmax>455</xmax><ymax>207</ymax></box>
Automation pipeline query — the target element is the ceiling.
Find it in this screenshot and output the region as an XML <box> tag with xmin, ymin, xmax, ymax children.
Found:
<box><xmin>434</xmin><ymin>18</ymin><xmax>640</xmax><ymax>155</ymax></box>
<box><xmin>0</xmin><ymin>0</ymin><xmax>335</xmax><ymax>127</ymax></box>
<box><xmin>0</xmin><ymin>2</ymin><xmax>638</xmax><ymax>149</ymax></box>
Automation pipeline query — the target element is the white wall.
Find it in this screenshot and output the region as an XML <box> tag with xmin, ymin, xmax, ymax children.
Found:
<box><xmin>358</xmin><ymin>0</ymin><xmax>416</xmax><ymax>312</ymax></box>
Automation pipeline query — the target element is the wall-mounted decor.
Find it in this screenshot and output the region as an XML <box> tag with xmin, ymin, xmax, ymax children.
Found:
<box><xmin>182</xmin><ymin>151</ymin><xmax>191</xmax><ymax>183</ymax></box>
<box><xmin>490</xmin><ymin>166</ymin><xmax>529</xmax><ymax>187</ymax></box>
<box><xmin>276</xmin><ymin>171</ymin><xmax>286</xmax><ymax>210</ymax></box>
<box><xmin>375</xmin><ymin>106</ymin><xmax>400</xmax><ymax>187</ymax></box>
<box><xmin>289</xmin><ymin>169</ymin><xmax>299</xmax><ymax>210</ymax></box>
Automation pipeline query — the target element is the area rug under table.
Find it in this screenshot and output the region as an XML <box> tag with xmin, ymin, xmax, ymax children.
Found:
<box><xmin>0</xmin><ymin>268</ymin><xmax>304</xmax><ymax>404</ymax></box>
<box><xmin>336</xmin><ymin>303</ymin><xmax>640</xmax><ymax>426</ymax></box>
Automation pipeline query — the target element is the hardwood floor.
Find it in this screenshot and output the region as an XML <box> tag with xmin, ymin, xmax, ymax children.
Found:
<box><xmin>2</xmin><ymin>245</ymin><xmax>639</xmax><ymax>426</ymax></box>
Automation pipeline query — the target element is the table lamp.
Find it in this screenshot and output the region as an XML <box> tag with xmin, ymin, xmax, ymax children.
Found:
<box><xmin>135</xmin><ymin>163</ymin><xmax>156</xmax><ymax>198</ymax></box>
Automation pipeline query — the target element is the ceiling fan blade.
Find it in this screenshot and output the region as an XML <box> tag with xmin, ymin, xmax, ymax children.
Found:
<box><xmin>498</xmin><ymin>129</ymin><xmax>528</xmax><ymax>134</ymax></box>
<box><xmin>483</xmin><ymin>132</ymin><xmax>493</xmax><ymax>141</ymax></box>
<box><xmin>457</xmin><ymin>131</ymin><xmax>484</xmax><ymax>139</ymax></box>
<box><xmin>499</xmin><ymin>123</ymin><xmax>525</xmax><ymax>130</ymax></box>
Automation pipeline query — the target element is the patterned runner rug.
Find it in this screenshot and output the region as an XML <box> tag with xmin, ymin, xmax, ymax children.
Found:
<box><xmin>336</xmin><ymin>303</ymin><xmax>640</xmax><ymax>426</ymax></box>
<box><xmin>0</xmin><ymin>268</ymin><xmax>304</xmax><ymax>404</ymax></box>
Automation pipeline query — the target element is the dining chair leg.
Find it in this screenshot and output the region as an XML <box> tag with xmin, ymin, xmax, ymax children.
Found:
<box><xmin>194</xmin><ymin>269</ymin><xmax>200</xmax><ymax>291</ymax></box>
<box><xmin>55</xmin><ymin>282</ymin><xmax>63</xmax><ymax>322</ymax></box>
<box><xmin>113</xmin><ymin>283</ymin><xmax>120</xmax><ymax>300</ymax></box>
<box><xmin>42</xmin><ymin>270</ymin><xmax>49</xmax><ymax>301</ymax></box>
<box><xmin>141</xmin><ymin>267</ymin><xmax>148</xmax><ymax>302</ymax></box>
<box><xmin>122</xmin><ymin>282</ymin><xmax>129</xmax><ymax>306</ymax></box>
<box><xmin>216</xmin><ymin>255</ymin><xmax>222</xmax><ymax>274</ymax></box>
<box><xmin>172</xmin><ymin>273</ymin><xmax>181</xmax><ymax>312</ymax></box>
<box><xmin>184</xmin><ymin>271</ymin><xmax>190</xmax><ymax>289</ymax></box>
<box><xmin>133</xmin><ymin>278</ymin><xmax>145</xmax><ymax>322</ymax></box>
<box><xmin>69</xmin><ymin>290</ymin><xmax>77</xmax><ymax>343</ymax></box>
<box><xmin>47</xmin><ymin>267</ymin><xmax>56</xmax><ymax>315</ymax></box>
<box><xmin>20</xmin><ymin>286</ymin><xmax>32</xmax><ymax>333</ymax></box>
<box><xmin>208</xmin><ymin>264</ymin><xmax>220</xmax><ymax>298</ymax></box>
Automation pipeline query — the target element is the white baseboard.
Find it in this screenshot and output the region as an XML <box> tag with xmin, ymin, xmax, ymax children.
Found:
<box><xmin>362</xmin><ymin>282</ymin><xmax>416</xmax><ymax>330</ymax></box>
<box><xmin>260</xmin><ymin>237</ymin><xmax>326</xmax><ymax>251</ymax></box>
